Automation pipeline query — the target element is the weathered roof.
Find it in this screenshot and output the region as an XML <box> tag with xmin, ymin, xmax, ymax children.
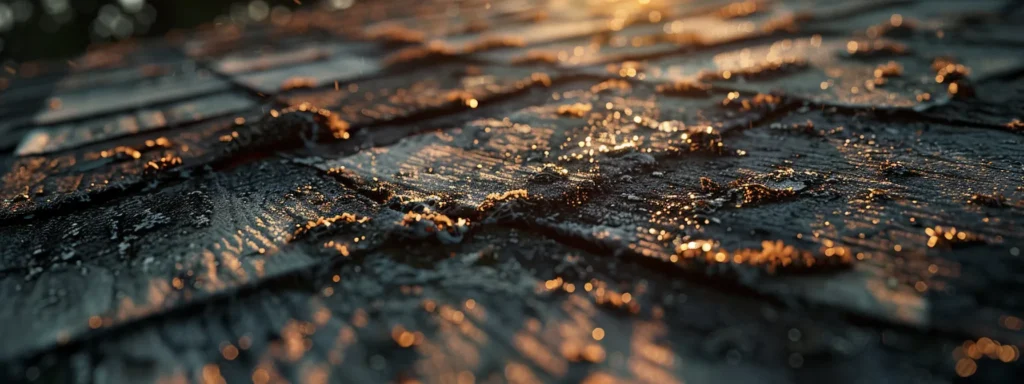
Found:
<box><xmin>1</xmin><ymin>0</ymin><xmax>1023</xmax><ymax>382</ymax></box>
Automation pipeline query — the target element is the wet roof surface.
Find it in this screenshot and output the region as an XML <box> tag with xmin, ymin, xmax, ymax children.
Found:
<box><xmin>1</xmin><ymin>0</ymin><xmax>1024</xmax><ymax>382</ymax></box>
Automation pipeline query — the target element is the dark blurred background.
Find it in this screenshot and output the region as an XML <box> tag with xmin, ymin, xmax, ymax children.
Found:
<box><xmin>0</xmin><ymin>0</ymin><xmax>339</xmax><ymax>63</ymax></box>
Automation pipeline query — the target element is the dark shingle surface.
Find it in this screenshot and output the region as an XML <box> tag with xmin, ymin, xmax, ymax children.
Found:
<box><xmin>1</xmin><ymin>1</ymin><xmax>1023</xmax><ymax>382</ymax></box>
